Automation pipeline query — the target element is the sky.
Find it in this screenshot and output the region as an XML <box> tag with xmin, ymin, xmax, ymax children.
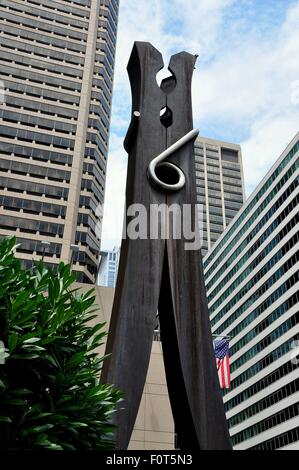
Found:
<box><xmin>101</xmin><ymin>0</ymin><xmax>299</xmax><ymax>250</ymax></box>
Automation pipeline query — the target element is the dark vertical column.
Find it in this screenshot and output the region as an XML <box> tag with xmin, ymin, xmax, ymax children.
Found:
<box><xmin>163</xmin><ymin>52</ymin><xmax>231</xmax><ymax>449</ymax></box>
<box><xmin>101</xmin><ymin>43</ymin><xmax>166</xmax><ymax>450</ymax></box>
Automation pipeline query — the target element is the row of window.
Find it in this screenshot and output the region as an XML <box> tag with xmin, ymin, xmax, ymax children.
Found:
<box><xmin>204</xmin><ymin>140</ymin><xmax>299</xmax><ymax>270</ymax></box>
<box><xmin>92</xmin><ymin>74</ymin><xmax>112</xmax><ymax>102</ymax></box>
<box><xmin>229</xmin><ymin>289</ymin><xmax>299</xmax><ymax>357</ymax></box>
<box><xmin>222</xmin><ymin>167</ymin><xmax>242</xmax><ymax>178</ymax></box>
<box><xmin>77</xmin><ymin>212</ymin><xmax>97</xmax><ymax>236</ymax></box>
<box><xmin>21</xmin><ymin>259</ymin><xmax>59</xmax><ymax>273</ymax></box>
<box><xmin>0</xmin><ymin>126</ymin><xmax>75</xmax><ymax>150</ymax></box>
<box><xmin>24</xmin><ymin>0</ymin><xmax>91</xmax><ymax>19</ymax></box>
<box><xmin>49</xmin><ymin>0</ymin><xmax>92</xmax><ymax>8</ymax></box>
<box><xmin>231</xmin><ymin>402</ymin><xmax>299</xmax><ymax>445</ymax></box>
<box><xmin>98</xmin><ymin>27</ymin><xmax>116</xmax><ymax>60</ymax></box>
<box><xmin>224</xmin><ymin>199</ymin><xmax>243</xmax><ymax>210</ymax></box>
<box><xmin>0</xmin><ymin>159</ymin><xmax>71</xmax><ymax>182</ymax></box>
<box><xmin>88</xmin><ymin>116</ymin><xmax>109</xmax><ymax>140</ymax></box>
<box><xmin>209</xmin><ymin>213</ymin><xmax>224</xmax><ymax>225</ymax></box>
<box><xmin>4</xmin><ymin>79</ymin><xmax>80</xmax><ymax>105</ymax></box>
<box><xmin>225</xmin><ymin>208</ymin><xmax>237</xmax><ymax>219</ymax></box>
<box><xmin>0</xmin><ymin>141</ymin><xmax>72</xmax><ymax>166</ymax></box>
<box><xmin>85</xmin><ymin>146</ymin><xmax>106</xmax><ymax>173</ymax></box>
<box><xmin>0</xmin><ymin>37</ymin><xmax>85</xmax><ymax>66</ymax></box>
<box><xmin>99</xmin><ymin>13</ymin><xmax>117</xmax><ymax>37</ymax></box>
<box><xmin>222</xmin><ymin>175</ymin><xmax>243</xmax><ymax>186</ymax></box>
<box><xmin>91</xmin><ymin>87</ymin><xmax>111</xmax><ymax>115</ymax></box>
<box><xmin>81</xmin><ymin>178</ymin><xmax>104</xmax><ymax>204</ymax></box>
<box><xmin>1</xmin><ymin>110</ymin><xmax>77</xmax><ymax>135</ymax></box>
<box><xmin>207</xmin><ymin>210</ymin><xmax>298</xmax><ymax>302</ymax></box>
<box><xmin>83</xmin><ymin>162</ymin><xmax>105</xmax><ymax>187</ymax></box>
<box><xmin>72</xmin><ymin>250</ymin><xmax>97</xmax><ymax>276</ymax></box>
<box><xmin>227</xmin><ymin>337</ymin><xmax>297</xmax><ymax>392</ymax></box>
<box><xmin>222</xmin><ymin>182</ymin><xmax>243</xmax><ymax>195</ymax></box>
<box><xmin>228</xmin><ymin>378</ymin><xmax>298</xmax><ymax>429</ymax></box>
<box><xmin>1</xmin><ymin>10</ymin><xmax>88</xmax><ymax>42</ymax></box>
<box><xmin>214</xmin><ymin>270</ymin><xmax>298</xmax><ymax>336</ymax></box>
<box><xmin>5</xmin><ymin>95</ymin><xmax>79</xmax><ymax>120</ymax></box>
<box><xmin>94</xmin><ymin>53</ymin><xmax>113</xmax><ymax>81</ymax></box>
<box><xmin>98</xmin><ymin>40</ymin><xmax>115</xmax><ymax>70</ymax></box>
<box><xmin>2</xmin><ymin>0</ymin><xmax>89</xmax><ymax>30</ymax></box>
<box><xmin>223</xmin><ymin>191</ymin><xmax>244</xmax><ymax>204</ymax></box>
<box><xmin>230</xmin><ymin>312</ymin><xmax>298</xmax><ymax>373</ymax></box>
<box><xmin>94</xmin><ymin>60</ymin><xmax>113</xmax><ymax>86</ymax></box>
<box><xmin>221</xmin><ymin>161</ymin><xmax>241</xmax><ymax>172</ymax></box>
<box><xmin>1</xmin><ymin>63</ymin><xmax>82</xmax><ymax>92</ymax></box>
<box><xmin>79</xmin><ymin>195</ymin><xmax>98</xmax><ymax>219</ymax></box>
<box><xmin>209</xmin><ymin>227</ymin><xmax>299</xmax><ymax>317</ymax></box>
<box><xmin>0</xmin><ymin>195</ymin><xmax>66</xmax><ymax>218</ymax></box>
<box><xmin>249</xmin><ymin>426</ymin><xmax>299</xmax><ymax>450</ymax></box>
<box><xmin>1</xmin><ymin>23</ymin><xmax>87</xmax><ymax>53</ymax></box>
<box><xmin>224</xmin><ymin>353</ymin><xmax>297</xmax><ymax>411</ymax></box>
<box><xmin>210</xmin><ymin>172</ymin><xmax>296</xmax><ymax>279</ymax></box>
<box><xmin>0</xmin><ymin>49</ymin><xmax>83</xmax><ymax>79</ymax></box>
<box><xmin>206</xmin><ymin>177</ymin><xmax>299</xmax><ymax>291</ymax></box>
<box><xmin>73</xmin><ymin>270</ymin><xmax>93</xmax><ymax>284</ymax></box>
<box><xmin>75</xmin><ymin>230</ymin><xmax>100</xmax><ymax>257</ymax></box>
<box><xmin>211</xmin><ymin>249</ymin><xmax>299</xmax><ymax>328</ymax></box>
<box><xmin>86</xmin><ymin>131</ymin><xmax>108</xmax><ymax>160</ymax></box>
<box><xmin>0</xmin><ymin>176</ymin><xmax>69</xmax><ymax>200</ymax></box>
<box><xmin>0</xmin><ymin>215</ymin><xmax>64</xmax><ymax>237</ymax></box>
<box><xmin>16</xmin><ymin>237</ymin><xmax>62</xmax><ymax>256</ymax></box>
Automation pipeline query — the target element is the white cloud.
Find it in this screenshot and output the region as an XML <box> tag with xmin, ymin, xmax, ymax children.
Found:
<box><xmin>242</xmin><ymin>113</ymin><xmax>299</xmax><ymax>195</ymax></box>
<box><xmin>101</xmin><ymin>0</ymin><xmax>299</xmax><ymax>249</ymax></box>
<box><xmin>100</xmin><ymin>134</ymin><xmax>127</xmax><ymax>250</ymax></box>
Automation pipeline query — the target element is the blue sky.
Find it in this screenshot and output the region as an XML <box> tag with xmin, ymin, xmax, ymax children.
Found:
<box><xmin>101</xmin><ymin>0</ymin><xmax>299</xmax><ymax>250</ymax></box>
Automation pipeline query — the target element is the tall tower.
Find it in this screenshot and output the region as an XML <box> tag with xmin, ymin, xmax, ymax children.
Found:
<box><xmin>194</xmin><ymin>136</ymin><xmax>246</xmax><ymax>256</ymax></box>
<box><xmin>0</xmin><ymin>0</ymin><xmax>119</xmax><ymax>283</ymax></box>
<box><xmin>204</xmin><ymin>133</ymin><xmax>299</xmax><ymax>449</ymax></box>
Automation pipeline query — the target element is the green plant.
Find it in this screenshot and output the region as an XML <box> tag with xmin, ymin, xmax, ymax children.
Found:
<box><xmin>0</xmin><ymin>237</ymin><xmax>122</xmax><ymax>450</ymax></box>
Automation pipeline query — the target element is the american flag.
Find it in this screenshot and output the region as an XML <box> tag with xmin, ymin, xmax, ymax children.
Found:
<box><xmin>213</xmin><ymin>338</ymin><xmax>231</xmax><ymax>389</ymax></box>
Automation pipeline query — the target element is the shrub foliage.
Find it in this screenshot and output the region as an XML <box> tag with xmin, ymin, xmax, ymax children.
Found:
<box><xmin>0</xmin><ymin>237</ymin><xmax>121</xmax><ymax>450</ymax></box>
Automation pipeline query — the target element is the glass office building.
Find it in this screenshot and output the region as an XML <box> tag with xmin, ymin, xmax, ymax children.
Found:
<box><xmin>0</xmin><ymin>0</ymin><xmax>119</xmax><ymax>283</ymax></box>
<box><xmin>98</xmin><ymin>246</ymin><xmax>120</xmax><ymax>288</ymax></box>
<box><xmin>203</xmin><ymin>133</ymin><xmax>299</xmax><ymax>449</ymax></box>
<box><xmin>195</xmin><ymin>136</ymin><xmax>245</xmax><ymax>256</ymax></box>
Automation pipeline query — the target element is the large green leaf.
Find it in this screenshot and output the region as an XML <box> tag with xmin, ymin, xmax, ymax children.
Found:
<box><xmin>0</xmin><ymin>237</ymin><xmax>122</xmax><ymax>451</ymax></box>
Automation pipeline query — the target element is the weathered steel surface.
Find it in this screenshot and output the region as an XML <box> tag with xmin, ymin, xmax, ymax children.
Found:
<box><xmin>101</xmin><ymin>42</ymin><xmax>231</xmax><ymax>450</ymax></box>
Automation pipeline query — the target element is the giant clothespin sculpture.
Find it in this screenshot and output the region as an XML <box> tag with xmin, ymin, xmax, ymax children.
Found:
<box><xmin>102</xmin><ymin>42</ymin><xmax>231</xmax><ymax>450</ymax></box>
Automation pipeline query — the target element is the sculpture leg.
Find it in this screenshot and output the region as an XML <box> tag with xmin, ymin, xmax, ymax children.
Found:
<box><xmin>158</xmin><ymin>252</ymin><xmax>200</xmax><ymax>449</ymax></box>
<box><xmin>160</xmin><ymin>245</ymin><xmax>232</xmax><ymax>450</ymax></box>
<box><xmin>102</xmin><ymin>238</ymin><xmax>164</xmax><ymax>449</ymax></box>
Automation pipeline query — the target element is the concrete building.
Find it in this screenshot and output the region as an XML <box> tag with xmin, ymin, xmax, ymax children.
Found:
<box><xmin>195</xmin><ymin>136</ymin><xmax>245</xmax><ymax>256</ymax></box>
<box><xmin>78</xmin><ymin>283</ymin><xmax>175</xmax><ymax>450</ymax></box>
<box><xmin>0</xmin><ymin>0</ymin><xmax>119</xmax><ymax>283</ymax></box>
<box><xmin>98</xmin><ymin>246</ymin><xmax>120</xmax><ymax>287</ymax></box>
<box><xmin>204</xmin><ymin>133</ymin><xmax>299</xmax><ymax>449</ymax></box>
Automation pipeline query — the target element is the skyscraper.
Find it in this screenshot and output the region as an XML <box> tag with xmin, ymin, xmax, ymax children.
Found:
<box><xmin>98</xmin><ymin>246</ymin><xmax>120</xmax><ymax>287</ymax></box>
<box><xmin>195</xmin><ymin>136</ymin><xmax>245</xmax><ymax>256</ymax></box>
<box><xmin>0</xmin><ymin>0</ymin><xmax>119</xmax><ymax>283</ymax></box>
<box><xmin>204</xmin><ymin>133</ymin><xmax>299</xmax><ymax>449</ymax></box>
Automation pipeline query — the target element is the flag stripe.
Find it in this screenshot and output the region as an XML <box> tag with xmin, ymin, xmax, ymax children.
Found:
<box><xmin>213</xmin><ymin>338</ymin><xmax>231</xmax><ymax>389</ymax></box>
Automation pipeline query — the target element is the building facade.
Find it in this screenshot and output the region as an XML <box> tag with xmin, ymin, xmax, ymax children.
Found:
<box><xmin>204</xmin><ymin>133</ymin><xmax>299</xmax><ymax>449</ymax></box>
<box><xmin>0</xmin><ymin>0</ymin><xmax>119</xmax><ymax>283</ymax></box>
<box><xmin>98</xmin><ymin>246</ymin><xmax>120</xmax><ymax>287</ymax></box>
<box><xmin>195</xmin><ymin>136</ymin><xmax>245</xmax><ymax>256</ymax></box>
